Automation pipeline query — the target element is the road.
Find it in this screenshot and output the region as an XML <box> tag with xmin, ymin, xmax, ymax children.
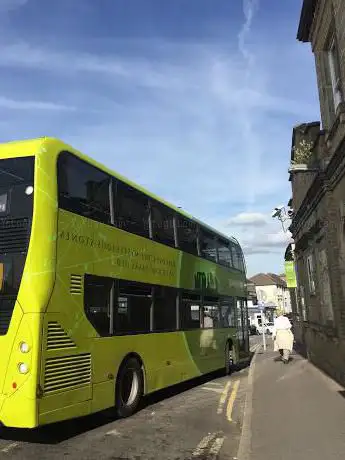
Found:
<box><xmin>0</xmin><ymin>338</ymin><xmax>261</xmax><ymax>460</ymax></box>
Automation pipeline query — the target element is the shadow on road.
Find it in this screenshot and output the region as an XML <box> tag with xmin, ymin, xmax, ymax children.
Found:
<box><xmin>0</xmin><ymin>359</ymin><xmax>251</xmax><ymax>445</ymax></box>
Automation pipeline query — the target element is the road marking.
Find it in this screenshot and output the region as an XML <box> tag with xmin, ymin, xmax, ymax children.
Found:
<box><xmin>1</xmin><ymin>443</ymin><xmax>19</xmax><ymax>453</ymax></box>
<box><xmin>226</xmin><ymin>380</ymin><xmax>240</xmax><ymax>422</ymax></box>
<box><xmin>205</xmin><ymin>382</ymin><xmax>223</xmax><ymax>387</ymax></box>
<box><xmin>192</xmin><ymin>433</ymin><xmax>216</xmax><ymax>457</ymax></box>
<box><xmin>250</xmin><ymin>343</ymin><xmax>259</xmax><ymax>352</ymax></box>
<box><xmin>236</xmin><ymin>346</ymin><xmax>259</xmax><ymax>460</ymax></box>
<box><xmin>209</xmin><ymin>436</ymin><xmax>225</xmax><ymax>458</ymax></box>
<box><xmin>217</xmin><ymin>381</ymin><xmax>231</xmax><ymax>414</ymax></box>
<box><xmin>106</xmin><ymin>428</ymin><xmax>121</xmax><ymax>436</ymax></box>
<box><xmin>202</xmin><ymin>386</ymin><xmax>224</xmax><ymax>394</ymax></box>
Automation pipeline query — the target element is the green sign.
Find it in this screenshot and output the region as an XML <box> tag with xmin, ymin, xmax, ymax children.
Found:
<box><xmin>284</xmin><ymin>261</ymin><xmax>297</xmax><ymax>288</ymax></box>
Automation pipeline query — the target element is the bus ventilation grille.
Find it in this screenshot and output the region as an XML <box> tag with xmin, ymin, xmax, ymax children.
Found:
<box><xmin>0</xmin><ymin>218</ymin><xmax>30</xmax><ymax>253</ymax></box>
<box><xmin>47</xmin><ymin>322</ymin><xmax>76</xmax><ymax>350</ymax></box>
<box><xmin>70</xmin><ymin>274</ymin><xmax>82</xmax><ymax>295</ymax></box>
<box><xmin>44</xmin><ymin>353</ymin><xmax>92</xmax><ymax>394</ymax></box>
<box><xmin>0</xmin><ymin>297</ymin><xmax>15</xmax><ymax>336</ymax></box>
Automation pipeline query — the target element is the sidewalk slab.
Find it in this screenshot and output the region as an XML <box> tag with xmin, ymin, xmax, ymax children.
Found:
<box><xmin>250</xmin><ymin>345</ymin><xmax>345</xmax><ymax>460</ymax></box>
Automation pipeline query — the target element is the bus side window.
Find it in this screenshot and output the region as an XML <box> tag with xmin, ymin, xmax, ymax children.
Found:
<box><xmin>217</xmin><ymin>239</ymin><xmax>232</xmax><ymax>268</ymax></box>
<box><xmin>114</xmin><ymin>181</ymin><xmax>150</xmax><ymax>238</ymax></box>
<box><xmin>229</xmin><ymin>243</ymin><xmax>241</xmax><ymax>270</ymax></box>
<box><xmin>202</xmin><ymin>298</ymin><xmax>220</xmax><ymax>328</ymax></box>
<box><xmin>153</xmin><ymin>285</ymin><xmax>177</xmax><ymax>331</ymax></box>
<box><xmin>176</xmin><ymin>218</ymin><xmax>198</xmax><ymax>256</ymax></box>
<box><xmin>84</xmin><ymin>274</ymin><xmax>113</xmax><ymax>336</ymax></box>
<box><xmin>179</xmin><ymin>293</ymin><xmax>201</xmax><ymax>329</ymax></box>
<box><xmin>220</xmin><ymin>297</ymin><xmax>236</xmax><ymax>327</ymax></box>
<box><xmin>115</xmin><ymin>280</ymin><xmax>152</xmax><ymax>334</ymax></box>
<box><xmin>150</xmin><ymin>201</ymin><xmax>175</xmax><ymax>248</ymax></box>
<box><xmin>199</xmin><ymin>228</ymin><xmax>217</xmax><ymax>263</ymax></box>
<box><xmin>57</xmin><ymin>151</ymin><xmax>111</xmax><ymax>225</ymax></box>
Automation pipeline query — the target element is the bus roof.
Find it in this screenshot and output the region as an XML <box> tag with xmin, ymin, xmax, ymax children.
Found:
<box><xmin>0</xmin><ymin>136</ymin><xmax>242</xmax><ymax>248</ymax></box>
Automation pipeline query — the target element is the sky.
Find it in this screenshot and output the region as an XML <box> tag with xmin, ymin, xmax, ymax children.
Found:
<box><xmin>0</xmin><ymin>0</ymin><xmax>320</xmax><ymax>277</ymax></box>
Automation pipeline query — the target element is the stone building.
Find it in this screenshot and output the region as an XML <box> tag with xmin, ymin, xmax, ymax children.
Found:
<box><xmin>289</xmin><ymin>0</ymin><xmax>345</xmax><ymax>383</ymax></box>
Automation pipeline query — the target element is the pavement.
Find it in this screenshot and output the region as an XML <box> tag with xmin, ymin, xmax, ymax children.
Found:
<box><xmin>245</xmin><ymin>338</ymin><xmax>345</xmax><ymax>460</ymax></box>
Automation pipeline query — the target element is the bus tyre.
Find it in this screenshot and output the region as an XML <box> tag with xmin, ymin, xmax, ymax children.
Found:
<box><xmin>115</xmin><ymin>358</ymin><xmax>144</xmax><ymax>418</ymax></box>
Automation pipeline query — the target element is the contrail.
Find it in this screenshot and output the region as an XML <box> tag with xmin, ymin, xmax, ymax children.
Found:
<box><xmin>238</xmin><ymin>0</ymin><xmax>259</xmax><ymax>71</ymax></box>
<box><xmin>237</xmin><ymin>0</ymin><xmax>260</xmax><ymax>209</ymax></box>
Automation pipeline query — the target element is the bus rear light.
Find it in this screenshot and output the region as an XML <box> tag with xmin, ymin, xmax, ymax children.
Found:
<box><xmin>19</xmin><ymin>342</ymin><xmax>30</xmax><ymax>353</ymax></box>
<box><xmin>12</xmin><ymin>382</ymin><xmax>17</xmax><ymax>389</ymax></box>
<box><xmin>18</xmin><ymin>363</ymin><xmax>29</xmax><ymax>374</ymax></box>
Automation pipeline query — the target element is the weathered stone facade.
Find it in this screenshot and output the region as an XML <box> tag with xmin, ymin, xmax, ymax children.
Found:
<box><xmin>290</xmin><ymin>0</ymin><xmax>345</xmax><ymax>384</ymax></box>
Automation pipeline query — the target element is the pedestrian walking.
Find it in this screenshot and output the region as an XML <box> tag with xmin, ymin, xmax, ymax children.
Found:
<box><xmin>272</xmin><ymin>313</ymin><xmax>294</xmax><ymax>363</ymax></box>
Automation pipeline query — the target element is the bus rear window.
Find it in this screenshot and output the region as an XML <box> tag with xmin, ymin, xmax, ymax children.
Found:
<box><xmin>0</xmin><ymin>157</ymin><xmax>34</xmax><ymax>188</ymax></box>
<box><xmin>0</xmin><ymin>157</ymin><xmax>34</xmax><ymax>219</ymax></box>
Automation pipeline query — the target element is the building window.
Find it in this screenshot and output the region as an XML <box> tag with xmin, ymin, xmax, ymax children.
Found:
<box><xmin>327</xmin><ymin>35</ymin><xmax>343</xmax><ymax>114</ymax></box>
<box><xmin>317</xmin><ymin>248</ymin><xmax>334</xmax><ymax>324</ymax></box>
<box><xmin>306</xmin><ymin>253</ymin><xmax>316</xmax><ymax>295</ymax></box>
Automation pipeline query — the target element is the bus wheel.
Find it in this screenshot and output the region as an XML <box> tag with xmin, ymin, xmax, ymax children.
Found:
<box><xmin>115</xmin><ymin>357</ymin><xmax>144</xmax><ymax>418</ymax></box>
<box><xmin>225</xmin><ymin>341</ymin><xmax>235</xmax><ymax>375</ymax></box>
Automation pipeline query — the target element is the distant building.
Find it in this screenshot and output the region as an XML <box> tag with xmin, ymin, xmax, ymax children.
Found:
<box><xmin>249</xmin><ymin>273</ymin><xmax>292</xmax><ymax>314</ymax></box>
<box><xmin>246</xmin><ymin>278</ymin><xmax>258</xmax><ymax>307</ymax></box>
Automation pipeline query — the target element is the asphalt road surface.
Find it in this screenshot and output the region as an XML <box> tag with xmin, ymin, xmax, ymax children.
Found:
<box><xmin>0</xmin><ymin>341</ymin><xmax>260</xmax><ymax>460</ymax></box>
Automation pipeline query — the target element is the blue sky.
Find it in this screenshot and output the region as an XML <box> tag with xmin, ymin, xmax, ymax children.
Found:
<box><xmin>0</xmin><ymin>0</ymin><xmax>320</xmax><ymax>276</ymax></box>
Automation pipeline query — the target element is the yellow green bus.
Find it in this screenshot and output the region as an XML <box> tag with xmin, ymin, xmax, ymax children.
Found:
<box><xmin>0</xmin><ymin>137</ymin><xmax>249</xmax><ymax>429</ymax></box>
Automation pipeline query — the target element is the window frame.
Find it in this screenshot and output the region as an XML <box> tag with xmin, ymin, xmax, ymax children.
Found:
<box><xmin>327</xmin><ymin>35</ymin><xmax>343</xmax><ymax>111</ymax></box>
<box><xmin>306</xmin><ymin>252</ymin><xmax>316</xmax><ymax>295</ymax></box>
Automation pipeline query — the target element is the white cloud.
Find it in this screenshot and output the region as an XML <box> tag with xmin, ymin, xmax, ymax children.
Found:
<box><xmin>0</xmin><ymin>96</ymin><xmax>76</xmax><ymax>111</ymax></box>
<box><xmin>242</xmin><ymin>228</ymin><xmax>293</xmax><ymax>256</ymax></box>
<box><xmin>225</xmin><ymin>212</ymin><xmax>269</xmax><ymax>227</ymax></box>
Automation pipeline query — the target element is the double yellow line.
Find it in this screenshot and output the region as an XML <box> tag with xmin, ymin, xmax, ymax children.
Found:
<box><xmin>217</xmin><ymin>379</ymin><xmax>240</xmax><ymax>422</ymax></box>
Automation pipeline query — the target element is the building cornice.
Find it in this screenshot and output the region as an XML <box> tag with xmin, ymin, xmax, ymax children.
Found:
<box><xmin>297</xmin><ymin>0</ymin><xmax>318</xmax><ymax>42</ymax></box>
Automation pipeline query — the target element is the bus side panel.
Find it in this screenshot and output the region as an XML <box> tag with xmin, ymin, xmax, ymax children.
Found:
<box><xmin>0</xmin><ymin>312</ymin><xmax>42</xmax><ymax>428</ymax></box>
<box><xmin>38</xmin><ymin>206</ymin><xmax>98</xmax><ymax>423</ymax></box>
<box><xmin>90</xmin><ymin>332</ymin><xmax>201</xmax><ymax>399</ymax></box>
<box><xmin>38</xmin><ymin>308</ymin><xmax>94</xmax><ymax>421</ymax></box>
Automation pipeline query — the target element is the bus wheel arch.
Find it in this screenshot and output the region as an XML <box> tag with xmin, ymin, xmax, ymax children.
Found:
<box><xmin>115</xmin><ymin>353</ymin><xmax>145</xmax><ymax>418</ymax></box>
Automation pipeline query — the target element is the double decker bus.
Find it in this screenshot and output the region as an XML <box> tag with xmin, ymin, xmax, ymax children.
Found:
<box><xmin>0</xmin><ymin>137</ymin><xmax>249</xmax><ymax>428</ymax></box>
